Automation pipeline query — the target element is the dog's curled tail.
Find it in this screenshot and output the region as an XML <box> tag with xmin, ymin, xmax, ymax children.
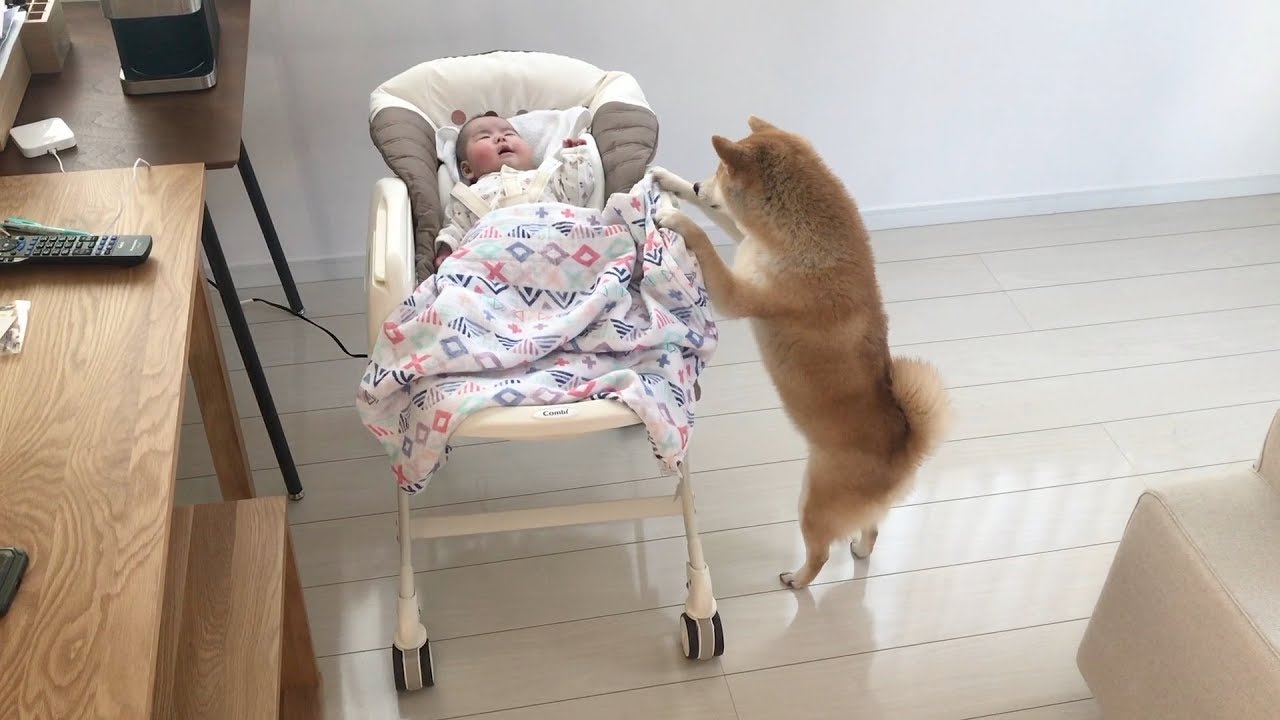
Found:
<box><xmin>890</xmin><ymin>356</ymin><xmax>951</xmax><ymax>468</ymax></box>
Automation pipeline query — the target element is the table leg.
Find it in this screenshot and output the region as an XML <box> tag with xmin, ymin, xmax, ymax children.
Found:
<box><xmin>189</xmin><ymin>266</ymin><xmax>256</xmax><ymax>501</ymax></box>
<box><xmin>238</xmin><ymin>140</ymin><xmax>305</xmax><ymax>315</ymax></box>
<box><xmin>202</xmin><ymin>205</ymin><xmax>306</xmax><ymax>500</ymax></box>
<box><xmin>280</xmin><ymin>532</ymin><xmax>323</xmax><ymax>718</ymax></box>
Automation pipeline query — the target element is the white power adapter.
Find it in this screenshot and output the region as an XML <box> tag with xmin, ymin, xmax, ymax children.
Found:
<box><xmin>9</xmin><ymin>118</ymin><xmax>77</xmax><ymax>159</ymax></box>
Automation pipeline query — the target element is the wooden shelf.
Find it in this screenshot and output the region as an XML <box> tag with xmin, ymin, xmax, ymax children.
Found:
<box><xmin>151</xmin><ymin>498</ymin><xmax>289</xmax><ymax>719</ymax></box>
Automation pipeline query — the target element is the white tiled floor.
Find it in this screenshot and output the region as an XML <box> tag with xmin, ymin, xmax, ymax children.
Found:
<box><xmin>179</xmin><ymin>194</ymin><xmax>1280</xmax><ymax>719</ymax></box>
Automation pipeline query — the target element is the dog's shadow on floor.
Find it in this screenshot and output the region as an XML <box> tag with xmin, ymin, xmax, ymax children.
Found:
<box><xmin>783</xmin><ymin>558</ymin><xmax>887</xmax><ymax>716</ymax></box>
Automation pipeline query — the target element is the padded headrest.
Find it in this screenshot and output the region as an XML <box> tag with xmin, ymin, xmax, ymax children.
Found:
<box><xmin>370</xmin><ymin>51</ymin><xmax>650</xmax><ymax>132</ymax></box>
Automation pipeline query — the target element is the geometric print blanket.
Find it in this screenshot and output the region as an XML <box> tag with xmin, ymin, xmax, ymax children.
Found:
<box><xmin>356</xmin><ymin>177</ymin><xmax>718</xmax><ymax>494</ymax></box>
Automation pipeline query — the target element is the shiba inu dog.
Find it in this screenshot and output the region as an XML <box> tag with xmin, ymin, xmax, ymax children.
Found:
<box><xmin>652</xmin><ymin>117</ymin><xmax>950</xmax><ymax>588</ymax></box>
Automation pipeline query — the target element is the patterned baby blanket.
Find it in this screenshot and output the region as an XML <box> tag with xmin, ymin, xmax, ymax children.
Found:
<box><xmin>357</xmin><ymin>178</ymin><xmax>718</xmax><ymax>493</ymax></box>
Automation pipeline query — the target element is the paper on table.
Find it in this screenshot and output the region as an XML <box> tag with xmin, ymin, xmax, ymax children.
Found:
<box><xmin>0</xmin><ymin>307</ymin><xmax>14</xmax><ymax>338</ymax></box>
<box><xmin>0</xmin><ymin>299</ymin><xmax>30</xmax><ymax>355</ymax></box>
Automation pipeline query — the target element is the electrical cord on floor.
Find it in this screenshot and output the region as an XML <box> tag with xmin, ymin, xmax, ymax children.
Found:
<box><xmin>206</xmin><ymin>278</ymin><xmax>368</xmax><ymax>359</ymax></box>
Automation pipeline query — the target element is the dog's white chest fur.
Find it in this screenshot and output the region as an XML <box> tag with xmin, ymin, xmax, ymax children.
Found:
<box><xmin>732</xmin><ymin>236</ymin><xmax>771</xmax><ymax>284</ymax></box>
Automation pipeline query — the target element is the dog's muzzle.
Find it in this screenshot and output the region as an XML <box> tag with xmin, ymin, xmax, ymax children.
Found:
<box><xmin>692</xmin><ymin>182</ymin><xmax>701</xmax><ymax>196</ymax></box>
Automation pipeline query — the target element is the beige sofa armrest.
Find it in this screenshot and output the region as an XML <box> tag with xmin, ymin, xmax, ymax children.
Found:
<box><xmin>1257</xmin><ymin>409</ymin><xmax>1280</xmax><ymax>489</ymax></box>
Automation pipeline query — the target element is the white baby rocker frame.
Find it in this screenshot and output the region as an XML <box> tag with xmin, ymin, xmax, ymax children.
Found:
<box><xmin>365</xmin><ymin>52</ymin><xmax>724</xmax><ymax>692</ymax></box>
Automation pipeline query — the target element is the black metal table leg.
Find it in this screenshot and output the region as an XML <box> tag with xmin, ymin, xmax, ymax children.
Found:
<box><xmin>238</xmin><ymin>140</ymin><xmax>305</xmax><ymax>315</ymax></box>
<box><xmin>202</xmin><ymin>206</ymin><xmax>306</xmax><ymax>500</ymax></box>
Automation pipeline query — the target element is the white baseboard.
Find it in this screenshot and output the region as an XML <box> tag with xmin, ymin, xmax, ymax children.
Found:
<box><xmin>857</xmin><ymin>174</ymin><xmax>1280</xmax><ymax>231</ymax></box>
<box><xmin>227</xmin><ymin>252</ymin><xmax>366</xmax><ymax>289</ymax></box>
<box><xmin>227</xmin><ymin>175</ymin><xmax>1280</xmax><ymax>284</ymax></box>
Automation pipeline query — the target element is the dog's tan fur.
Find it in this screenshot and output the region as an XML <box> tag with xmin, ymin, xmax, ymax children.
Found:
<box><xmin>652</xmin><ymin>117</ymin><xmax>950</xmax><ymax>588</ymax></box>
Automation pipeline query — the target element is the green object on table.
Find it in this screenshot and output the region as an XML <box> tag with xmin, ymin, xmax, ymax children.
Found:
<box><xmin>1</xmin><ymin>217</ymin><xmax>89</xmax><ymax>236</ymax></box>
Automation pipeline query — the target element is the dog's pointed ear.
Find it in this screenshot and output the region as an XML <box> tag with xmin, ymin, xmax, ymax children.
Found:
<box><xmin>747</xmin><ymin>116</ymin><xmax>777</xmax><ymax>132</ymax></box>
<box><xmin>712</xmin><ymin>135</ymin><xmax>748</xmax><ymax>169</ymax></box>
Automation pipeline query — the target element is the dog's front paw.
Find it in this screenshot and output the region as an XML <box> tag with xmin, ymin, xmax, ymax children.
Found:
<box><xmin>655</xmin><ymin>207</ymin><xmax>696</xmax><ymax>234</ymax></box>
<box><xmin>648</xmin><ymin>165</ymin><xmax>676</xmax><ymax>188</ymax></box>
<box><xmin>649</xmin><ymin>167</ymin><xmax>695</xmax><ymax>200</ymax></box>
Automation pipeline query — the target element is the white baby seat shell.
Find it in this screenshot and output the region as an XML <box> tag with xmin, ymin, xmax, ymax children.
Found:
<box><xmin>365</xmin><ymin>51</ymin><xmax>724</xmax><ymax>691</ymax></box>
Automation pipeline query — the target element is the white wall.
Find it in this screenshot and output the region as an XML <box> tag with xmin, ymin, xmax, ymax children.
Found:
<box><xmin>197</xmin><ymin>0</ymin><xmax>1280</xmax><ymax>284</ymax></box>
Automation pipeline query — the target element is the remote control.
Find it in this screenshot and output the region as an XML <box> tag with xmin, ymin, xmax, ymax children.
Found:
<box><xmin>0</xmin><ymin>234</ymin><xmax>152</xmax><ymax>267</ymax></box>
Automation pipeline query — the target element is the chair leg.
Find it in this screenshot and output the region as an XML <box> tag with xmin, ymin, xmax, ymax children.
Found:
<box><xmin>676</xmin><ymin>459</ymin><xmax>725</xmax><ymax>660</ymax></box>
<box><xmin>392</xmin><ymin>489</ymin><xmax>433</xmax><ymax>691</ymax></box>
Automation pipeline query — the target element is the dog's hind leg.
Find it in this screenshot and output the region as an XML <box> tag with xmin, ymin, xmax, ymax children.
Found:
<box><xmin>780</xmin><ymin>525</ymin><xmax>831</xmax><ymax>589</ymax></box>
<box><xmin>780</xmin><ymin>496</ymin><xmax>836</xmax><ymax>589</ymax></box>
<box><xmin>851</xmin><ymin>525</ymin><xmax>879</xmax><ymax>559</ymax></box>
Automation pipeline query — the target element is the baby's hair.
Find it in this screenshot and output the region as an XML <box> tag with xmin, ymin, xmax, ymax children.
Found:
<box><xmin>455</xmin><ymin>118</ymin><xmax>478</xmax><ymax>165</ymax></box>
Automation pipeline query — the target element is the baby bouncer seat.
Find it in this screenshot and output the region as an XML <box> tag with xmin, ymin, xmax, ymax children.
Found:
<box><xmin>365</xmin><ymin>51</ymin><xmax>725</xmax><ymax>691</ymax></box>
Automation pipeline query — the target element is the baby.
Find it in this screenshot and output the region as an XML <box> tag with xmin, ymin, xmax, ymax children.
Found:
<box><xmin>434</xmin><ymin>116</ymin><xmax>596</xmax><ymax>268</ymax></box>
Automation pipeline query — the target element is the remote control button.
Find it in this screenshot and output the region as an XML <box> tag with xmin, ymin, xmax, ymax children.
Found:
<box><xmin>0</xmin><ymin>239</ymin><xmax>15</xmax><ymax>252</ymax></box>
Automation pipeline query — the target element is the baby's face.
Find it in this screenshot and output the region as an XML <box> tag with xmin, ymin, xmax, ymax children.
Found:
<box><xmin>459</xmin><ymin>117</ymin><xmax>535</xmax><ymax>181</ymax></box>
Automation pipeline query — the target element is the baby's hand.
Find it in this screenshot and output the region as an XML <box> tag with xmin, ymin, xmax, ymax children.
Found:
<box><xmin>433</xmin><ymin>248</ymin><xmax>453</xmax><ymax>269</ymax></box>
<box><xmin>562</xmin><ymin>137</ymin><xmax>587</xmax><ymax>148</ymax></box>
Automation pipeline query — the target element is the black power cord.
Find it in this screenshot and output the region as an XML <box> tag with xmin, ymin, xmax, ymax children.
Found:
<box><xmin>206</xmin><ymin>278</ymin><xmax>368</xmax><ymax>359</ymax></box>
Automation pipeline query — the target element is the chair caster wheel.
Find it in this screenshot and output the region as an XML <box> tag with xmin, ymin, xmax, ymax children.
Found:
<box><xmin>288</xmin><ymin>490</ymin><xmax>305</xmax><ymax>501</ymax></box>
<box><xmin>392</xmin><ymin>639</ymin><xmax>434</xmax><ymax>691</ymax></box>
<box><xmin>680</xmin><ymin>611</ymin><xmax>724</xmax><ymax>660</ymax></box>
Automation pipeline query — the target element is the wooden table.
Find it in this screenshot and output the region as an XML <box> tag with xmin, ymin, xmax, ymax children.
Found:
<box><xmin>0</xmin><ymin>165</ymin><xmax>318</xmax><ymax>718</ymax></box>
<box><xmin>0</xmin><ymin>0</ymin><xmax>308</xmax><ymax>497</ymax></box>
